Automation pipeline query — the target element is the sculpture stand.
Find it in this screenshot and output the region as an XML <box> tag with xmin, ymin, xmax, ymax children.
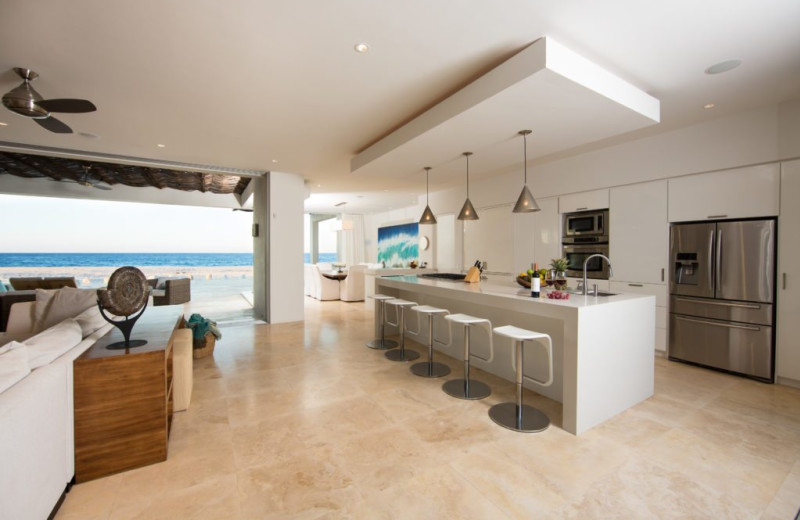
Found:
<box><xmin>98</xmin><ymin>300</ymin><xmax>149</xmax><ymax>350</ymax></box>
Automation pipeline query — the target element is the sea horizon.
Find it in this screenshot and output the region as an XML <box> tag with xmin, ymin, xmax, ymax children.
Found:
<box><xmin>0</xmin><ymin>252</ymin><xmax>255</xmax><ymax>268</ymax></box>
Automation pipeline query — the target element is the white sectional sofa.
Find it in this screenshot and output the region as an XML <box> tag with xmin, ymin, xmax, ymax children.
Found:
<box><xmin>0</xmin><ymin>290</ymin><xmax>111</xmax><ymax>520</ymax></box>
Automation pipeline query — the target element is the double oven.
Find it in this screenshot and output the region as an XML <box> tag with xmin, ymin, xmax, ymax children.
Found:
<box><xmin>562</xmin><ymin>209</ymin><xmax>610</xmax><ymax>279</ymax></box>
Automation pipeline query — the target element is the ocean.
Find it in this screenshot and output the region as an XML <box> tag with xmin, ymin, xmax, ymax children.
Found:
<box><xmin>0</xmin><ymin>252</ymin><xmax>254</xmax><ymax>268</ymax></box>
<box><xmin>0</xmin><ymin>252</ymin><xmax>338</xmax><ymax>267</ymax></box>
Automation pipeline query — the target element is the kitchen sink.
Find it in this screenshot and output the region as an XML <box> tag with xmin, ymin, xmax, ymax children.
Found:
<box><xmin>592</xmin><ymin>291</ymin><xmax>618</xmax><ymax>297</ymax></box>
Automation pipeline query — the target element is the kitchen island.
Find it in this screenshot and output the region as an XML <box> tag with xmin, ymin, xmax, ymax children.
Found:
<box><xmin>375</xmin><ymin>275</ymin><xmax>656</xmax><ymax>435</ymax></box>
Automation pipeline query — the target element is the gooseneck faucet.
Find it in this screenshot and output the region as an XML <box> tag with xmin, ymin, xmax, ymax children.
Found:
<box><xmin>583</xmin><ymin>254</ymin><xmax>613</xmax><ymax>295</ymax></box>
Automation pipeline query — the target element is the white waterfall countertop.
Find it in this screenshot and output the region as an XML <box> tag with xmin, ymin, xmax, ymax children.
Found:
<box><xmin>375</xmin><ymin>274</ymin><xmax>656</xmax><ymax>435</ymax></box>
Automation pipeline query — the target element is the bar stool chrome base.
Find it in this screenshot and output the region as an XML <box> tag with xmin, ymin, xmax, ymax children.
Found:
<box><xmin>366</xmin><ymin>338</ymin><xmax>398</xmax><ymax>350</ymax></box>
<box><xmin>385</xmin><ymin>348</ymin><xmax>420</xmax><ymax>362</ymax></box>
<box><xmin>410</xmin><ymin>361</ymin><xmax>450</xmax><ymax>378</ymax></box>
<box><xmin>488</xmin><ymin>402</ymin><xmax>550</xmax><ymax>433</ymax></box>
<box><xmin>442</xmin><ymin>378</ymin><xmax>491</xmax><ymax>400</ymax></box>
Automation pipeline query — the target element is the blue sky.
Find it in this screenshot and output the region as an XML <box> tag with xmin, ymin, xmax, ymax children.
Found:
<box><xmin>0</xmin><ymin>194</ymin><xmax>253</xmax><ymax>253</ymax></box>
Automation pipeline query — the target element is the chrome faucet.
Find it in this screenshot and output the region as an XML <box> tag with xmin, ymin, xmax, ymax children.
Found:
<box><xmin>582</xmin><ymin>254</ymin><xmax>613</xmax><ymax>295</ymax></box>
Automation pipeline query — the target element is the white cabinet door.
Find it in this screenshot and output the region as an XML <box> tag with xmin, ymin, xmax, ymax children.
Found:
<box><xmin>610</xmin><ymin>180</ymin><xmax>668</xmax><ymax>284</ymax></box>
<box><xmin>777</xmin><ymin>159</ymin><xmax>800</xmax><ymax>383</ymax></box>
<box><xmin>559</xmin><ymin>189</ymin><xmax>609</xmax><ymax>213</ymax></box>
<box><xmin>610</xmin><ymin>281</ymin><xmax>668</xmax><ymax>353</ymax></box>
<box><xmin>532</xmin><ymin>197</ymin><xmax>561</xmax><ymax>269</ymax></box>
<box><xmin>668</xmin><ymin>163</ymin><xmax>780</xmax><ymax>222</ymax></box>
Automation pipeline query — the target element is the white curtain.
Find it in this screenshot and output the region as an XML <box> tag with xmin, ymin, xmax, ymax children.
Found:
<box><xmin>340</xmin><ymin>213</ymin><xmax>365</xmax><ymax>265</ymax></box>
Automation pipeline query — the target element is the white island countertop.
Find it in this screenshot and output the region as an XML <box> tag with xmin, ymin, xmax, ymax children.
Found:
<box><xmin>375</xmin><ymin>274</ymin><xmax>656</xmax><ymax>435</ymax></box>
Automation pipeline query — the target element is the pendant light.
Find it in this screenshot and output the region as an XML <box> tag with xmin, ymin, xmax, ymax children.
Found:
<box><xmin>512</xmin><ymin>129</ymin><xmax>540</xmax><ymax>213</ymax></box>
<box><xmin>418</xmin><ymin>167</ymin><xmax>437</xmax><ymax>224</ymax></box>
<box><xmin>457</xmin><ymin>152</ymin><xmax>479</xmax><ymax>221</ymax></box>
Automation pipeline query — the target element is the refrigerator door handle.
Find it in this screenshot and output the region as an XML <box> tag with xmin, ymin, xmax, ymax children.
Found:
<box><xmin>674</xmin><ymin>297</ymin><xmax>761</xmax><ymax>310</ymax></box>
<box><xmin>715</xmin><ymin>228</ymin><xmax>722</xmax><ymax>296</ymax></box>
<box><xmin>675</xmin><ymin>315</ymin><xmax>761</xmax><ymax>331</ymax></box>
<box><xmin>708</xmin><ymin>228</ymin><xmax>716</xmax><ymax>292</ymax></box>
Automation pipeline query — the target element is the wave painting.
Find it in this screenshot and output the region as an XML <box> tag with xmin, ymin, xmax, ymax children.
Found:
<box><xmin>377</xmin><ymin>223</ymin><xmax>419</xmax><ymax>267</ymax></box>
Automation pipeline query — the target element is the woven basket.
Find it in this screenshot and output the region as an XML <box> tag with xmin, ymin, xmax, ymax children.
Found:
<box><xmin>192</xmin><ymin>332</ymin><xmax>216</xmax><ymax>359</ymax></box>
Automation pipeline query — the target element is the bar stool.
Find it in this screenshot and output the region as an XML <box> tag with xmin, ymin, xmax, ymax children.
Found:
<box><xmin>442</xmin><ymin>314</ymin><xmax>493</xmax><ymax>400</ymax></box>
<box><xmin>384</xmin><ymin>299</ymin><xmax>421</xmax><ymax>362</ymax></box>
<box><xmin>409</xmin><ymin>305</ymin><xmax>451</xmax><ymax>378</ymax></box>
<box><xmin>366</xmin><ymin>294</ymin><xmax>399</xmax><ymax>350</ymax></box>
<box><xmin>489</xmin><ymin>325</ymin><xmax>554</xmax><ymax>433</ymax></box>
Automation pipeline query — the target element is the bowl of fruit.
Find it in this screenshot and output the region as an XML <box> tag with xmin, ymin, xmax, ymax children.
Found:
<box><xmin>516</xmin><ymin>270</ymin><xmax>532</xmax><ymax>288</ymax></box>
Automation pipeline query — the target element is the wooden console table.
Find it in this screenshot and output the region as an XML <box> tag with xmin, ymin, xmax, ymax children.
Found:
<box><xmin>73</xmin><ymin>306</ymin><xmax>183</xmax><ymax>482</ymax></box>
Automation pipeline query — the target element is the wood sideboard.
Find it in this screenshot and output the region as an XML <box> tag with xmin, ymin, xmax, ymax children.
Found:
<box><xmin>73</xmin><ymin>306</ymin><xmax>183</xmax><ymax>483</ymax></box>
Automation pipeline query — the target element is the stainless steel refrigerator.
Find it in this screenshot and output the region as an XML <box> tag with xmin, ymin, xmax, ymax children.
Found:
<box><xmin>669</xmin><ymin>219</ymin><xmax>776</xmax><ymax>382</ymax></box>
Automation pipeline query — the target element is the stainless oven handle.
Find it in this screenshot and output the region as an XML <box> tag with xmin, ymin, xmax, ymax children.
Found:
<box><xmin>675</xmin><ymin>315</ymin><xmax>760</xmax><ymax>331</ymax></box>
<box><xmin>674</xmin><ymin>297</ymin><xmax>761</xmax><ymax>310</ymax></box>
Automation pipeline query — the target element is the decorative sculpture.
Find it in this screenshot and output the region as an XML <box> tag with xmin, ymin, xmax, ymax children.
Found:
<box><xmin>97</xmin><ymin>266</ymin><xmax>149</xmax><ymax>350</ymax></box>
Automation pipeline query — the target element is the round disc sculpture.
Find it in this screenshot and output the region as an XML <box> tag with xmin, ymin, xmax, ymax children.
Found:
<box><xmin>97</xmin><ymin>266</ymin><xmax>149</xmax><ymax>350</ymax></box>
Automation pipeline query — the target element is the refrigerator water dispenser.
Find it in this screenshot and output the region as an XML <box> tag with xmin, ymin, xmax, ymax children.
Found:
<box><xmin>674</xmin><ymin>253</ymin><xmax>699</xmax><ymax>285</ymax></box>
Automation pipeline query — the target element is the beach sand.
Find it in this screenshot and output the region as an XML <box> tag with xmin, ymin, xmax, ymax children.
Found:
<box><xmin>0</xmin><ymin>265</ymin><xmax>253</xmax><ymax>288</ymax></box>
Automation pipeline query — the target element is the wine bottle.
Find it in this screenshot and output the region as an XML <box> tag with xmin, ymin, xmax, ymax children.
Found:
<box><xmin>531</xmin><ymin>264</ymin><xmax>540</xmax><ymax>298</ymax></box>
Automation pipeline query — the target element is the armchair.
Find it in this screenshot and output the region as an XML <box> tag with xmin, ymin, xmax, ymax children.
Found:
<box><xmin>148</xmin><ymin>277</ymin><xmax>191</xmax><ymax>306</ymax></box>
<box><xmin>339</xmin><ymin>265</ymin><xmax>366</xmax><ymax>302</ymax></box>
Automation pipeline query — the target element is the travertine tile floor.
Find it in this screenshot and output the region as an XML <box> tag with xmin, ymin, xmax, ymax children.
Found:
<box><xmin>57</xmin><ymin>298</ymin><xmax>800</xmax><ymax>519</ymax></box>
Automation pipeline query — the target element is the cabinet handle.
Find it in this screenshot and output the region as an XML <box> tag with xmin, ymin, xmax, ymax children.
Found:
<box><xmin>576</xmin><ymin>207</ymin><xmax>588</xmax><ymax>211</ymax></box>
<box><xmin>628</xmin><ymin>283</ymin><xmax>644</xmax><ymax>287</ymax></box>
<box><xmin>661</xmin><ymin>268</ymin><xmax>665</xmax><ymax>282</ymax></box>
<box><xmin>707</xmin><ymin>214</ymin><xmax>728</xmax><ymax>219</ymax></box>
<box><xmin>784</xmin><ymin>273</ymin><xmax>787</xmax><ymax>290</ymax></box>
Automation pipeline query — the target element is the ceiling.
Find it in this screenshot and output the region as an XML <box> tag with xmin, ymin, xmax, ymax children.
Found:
<box><xmin>1</xmin><ymin>1</ymin><xmax>799</xmax><ymax>214</ymax></box>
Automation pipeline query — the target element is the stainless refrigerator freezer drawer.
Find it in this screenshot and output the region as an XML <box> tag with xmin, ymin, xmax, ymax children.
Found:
<box><xmin>670</xmin><ymin>295</ymin><xmax>773</xmax><ymax>326</ymax></box>
<box><xmin>669</xmin><ymin>314</ymin><xmax>773</xmax><ymax>380</ymax></box>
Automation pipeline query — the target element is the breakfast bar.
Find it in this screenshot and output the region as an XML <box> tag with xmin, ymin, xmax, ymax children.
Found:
<box><xmin>375</xmin><ymin>275</ymin><xmax>656</xmax><ymax>435</ymax></box>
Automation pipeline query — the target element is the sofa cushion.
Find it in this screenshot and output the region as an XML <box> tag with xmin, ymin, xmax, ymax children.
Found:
<box><xmin>0</xmin><ymin>341</ymin><xmax>30</xmax><ymax>393</ymax></box>
<box><xmin>24</xmin><ymin>318</ymin><xmax>83</xmax><ymax>369</ymax></box>
<box><xmin>74</xmin><ymin>305</ymin><xmax>107</xmax><ymax>338</ymax></box>
<box><xmin>34</xmin><ymin>288</ymin><xmax>97</xmax><ymax>333</ymax></box>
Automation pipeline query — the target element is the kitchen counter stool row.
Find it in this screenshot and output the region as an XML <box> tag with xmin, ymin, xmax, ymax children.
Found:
<box><xmin>367</xmin><ymin>293</ymin><xmax>554</xmax><ymax>433</ymax></box>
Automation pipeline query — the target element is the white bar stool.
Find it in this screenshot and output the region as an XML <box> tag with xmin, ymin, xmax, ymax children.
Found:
<box><xmin>366</xmin><ymin>294</ymin><xmax>399</xmax><ymax>350</ymax></box>
<box><xmin>442</xmin><ymin>314</ymin><xmax>493</xmax><ymax>400</ymax></box>
<box><xmin>489</xmin><ymin>325</ymin><xmax>554</xmax><ymax>433</ymax></box>
<box><xmin>384</xmin><ymin>299</ymin><xmax>420</xmax><ymax>362</ymax></box>
<box><xmin>409</xmin><ymin>305</ymin><xmax>451</xmax><ymax>378</ymax></box>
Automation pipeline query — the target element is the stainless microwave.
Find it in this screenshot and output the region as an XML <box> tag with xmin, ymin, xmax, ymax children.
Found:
<box><xmin>562</xmin><ymin>209</ymin><xmax>608</xmax><ymax>238</ymax></box>
<box><xmin>563</xmin><ymin>242</ymin><xmax>611</xmax><ymax>279</ymax></box>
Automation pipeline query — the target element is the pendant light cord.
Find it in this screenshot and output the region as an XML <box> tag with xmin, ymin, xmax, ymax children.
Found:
<box><xmin>523</xmin><ymin>133</ymin><xmax>528</xmax><ymax>185</ymax></box>
<box><xmin>466</xmin><ymin>154</ymin><xmax>470</xmax><ymax>196</ymax></box>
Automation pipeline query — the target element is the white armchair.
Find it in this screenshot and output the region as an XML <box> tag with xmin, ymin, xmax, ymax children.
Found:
<box><xmin>339</xmin><ymin>265</ymin><xmax>366</xmax><ymax>302</ymax></box>
<box><xmin>309</xmin><ymin>264</ymin><xmax>340</xmax><ymax>301</ymax></box>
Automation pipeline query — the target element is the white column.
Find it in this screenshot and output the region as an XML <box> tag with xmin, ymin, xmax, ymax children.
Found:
<box><xmin>252</xmin><ymin>171</ymin><xmax>305</xmax><ymax>323</ymax></box>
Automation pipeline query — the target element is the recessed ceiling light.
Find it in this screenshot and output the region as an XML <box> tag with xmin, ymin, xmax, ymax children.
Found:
<box><xmin>0</xmin><ymin>122</ymin><xmax>7</xmax><ymax>126</ymax></box>
<box><xmin>317</xmin><ymin>184</ymin><xmax>321</xmax><ymax>187</ymax></box>
<box><xmin>157</xmin><ymin>143</ymin><xmax>166</xmax><ymax>148</ymax></box>
<box><xmin>704</xmin><ymin>103</ymin><xmax>715</xmax><ymax>110</ymax></box>
<box><xmin>354</xmin><ymin>43</ymin><xmax>370</xmax><ymax>53</ymax></box>
<box><xmin>704</xmin><ymin>59</ymin><xmax>742</xmax><ymax>75</ymax></box>
<box><xmin>271</xmin><ymin>159</ymin><xmax>278</xmax><ymax>163</ymax></box>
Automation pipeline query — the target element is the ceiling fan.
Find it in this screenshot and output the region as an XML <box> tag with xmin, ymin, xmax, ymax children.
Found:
<box><xmin>2</xmin><ymin>67</ymin><xmax>96</xmax><ymax>134</ymax></box>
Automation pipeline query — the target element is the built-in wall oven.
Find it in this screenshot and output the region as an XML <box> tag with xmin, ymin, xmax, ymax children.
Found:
<box><xmin>563</xmin><ymin>239</ymin><xmax>610</xmax><ymax>279</ymax></box>
<box><xmin>562</xmin><ymin>209</ymin><xmax>610</xmax><ymax>279</ymax></box>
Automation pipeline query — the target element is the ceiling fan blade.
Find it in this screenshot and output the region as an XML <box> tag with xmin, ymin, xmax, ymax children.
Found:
<box><xmin>35</xmin><ymin>116</ymin><xmax>73</xmax><ymax>134</ymax></box>
<box><xmin>37</xmin><ymin>98</ymin><xmax>96</xmax><ymax>113</ymax></box>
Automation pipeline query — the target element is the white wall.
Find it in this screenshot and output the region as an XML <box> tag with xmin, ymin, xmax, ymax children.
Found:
<box><xmin>363</xmin><ymin>100</ymin><xmax>800</xmax><ymax>271</ymax></box>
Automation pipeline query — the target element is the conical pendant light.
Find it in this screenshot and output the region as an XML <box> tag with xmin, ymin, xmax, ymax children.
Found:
<box><xmin>513</xmin><ymin>130</ymin><xmax>540</xmax><ymax>213</ymax></box>
<box><xmin>457</xmin><ymin>152</ymin><xmax>479</xmax><ymax>221</ymax></box>
<box><xmin>419</xmin><ymin>167</ymin><xmax>437</xmax><ymax>225</ymax></box>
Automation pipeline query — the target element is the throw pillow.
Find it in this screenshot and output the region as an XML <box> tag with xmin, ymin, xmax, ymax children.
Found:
<box><xmin>33</xmin><ymin>288</ymin><xmax>57</xmax><ymax>333</ymax></box>
<box><xmin>36</xmin><ymin>287</ymin><xmax>98</xmax><ymax>333</ymax></box>
<box><xmin>74</xmin><ymin>305</ymin><xmax>107</xmax><ymax>338</ymax></box>
<box><xmin>0</xmin><ymin>341</ymin><xmax>30</xmax><ymax>394</ymax></box>
<box><xmin>24</xmin><ymin>318</ymin><xmax>83</xmax><ymax>369</ymax></box>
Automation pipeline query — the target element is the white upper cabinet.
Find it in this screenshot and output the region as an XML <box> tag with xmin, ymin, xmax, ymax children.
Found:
<box><xmin>559</xmin><ymin>189</ymin><xmax>609</xmax><ymax>213</ymax></box>
<box><xmin>777</xmin><ymin>159</ymin><xmax>800</xmax><ymax>382</ymax></box>
<box><xmin>532</xmin><ymin>197</ymin><xmax>561</xmax><ymax>269</ymax></box>
<box><xmin>668</xmin><ymin>164</ymin><xmax>780</xmax><ymax>222</ymax></box>
<box><xmin>610</xmin><ymin>180</ymin><xmax>668</xmax><ymax>284</ymax></box>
